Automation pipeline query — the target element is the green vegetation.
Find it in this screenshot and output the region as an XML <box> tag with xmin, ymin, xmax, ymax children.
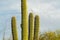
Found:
<box><xmin>39</xmin><ymin>31</ymin><xmax>60</xmax><ymax>40</ymax></box>
<box><xmin>34</xmin><ymin>15</ymin><xmax>40</xmax><ymax>40</ymax></box>
<box><xmin>21</xmin><ymin>0</ymin><xmax>28</xmax><ymax>40</ymax></box>
<box><xmin>29</xmin><ymin>13</ymin><xmax>34</xmax><ymax>40</ymax></box>
<box><xmin>11</xmin><ymin>16</ymin><xmax>18</xmax><ymax>40</ymax></box>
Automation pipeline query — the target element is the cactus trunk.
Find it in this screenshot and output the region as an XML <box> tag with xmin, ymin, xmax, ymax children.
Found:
<box><xmin>11</xmin><ymin>16</ymin><xmax>18</xmax><ymax>40</ymax></box>
<box><xmin>21</xmin><ymin>0</ymin><xmax>28</xmax><ymax>40</ymax></box>
<box><xmin>29</xmin><ymin>13</ymin><xmax>34</xmax><ymax>40</ymax></box>
<box><xmin>34</xmin><ymin>15</ymin><xmax>40</xmax><ymax>40</ymax></box>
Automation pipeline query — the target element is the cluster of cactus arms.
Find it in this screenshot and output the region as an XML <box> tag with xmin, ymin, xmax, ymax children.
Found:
<box><xmin>28</xmin><ymin>14</ymin><xmax>40</xmax><ymax>40</ymax></box>
<box><xmin>11</xmin><ymin>16</ymin><xmax>18</xmax><ymax>40</ymax></box>
<box><xmin>11</xmin><ymin>0</ymin><xmax>40</xmax><ymax>40</ymax></box>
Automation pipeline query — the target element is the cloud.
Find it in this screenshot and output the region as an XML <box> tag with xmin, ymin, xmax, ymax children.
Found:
<box><xmin>0</xmin><ymin>0</ymin><xmax>21</xmax><ymax>11</ymax></box>
<box><xmin>27</xmin><ymin>0</ymin><xmax>60</xmax><ymax>32</ymax></box>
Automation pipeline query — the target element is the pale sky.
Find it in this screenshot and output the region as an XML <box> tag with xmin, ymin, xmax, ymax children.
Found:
<box><xmin>0</xmin><ymin>0</ymin><xmax>60</xmax><ymax>40</ymax></box>
<box><xmin>28</xmin><ymin>0</ymin><xmax>60</xmax><ymax>32</ymax></box>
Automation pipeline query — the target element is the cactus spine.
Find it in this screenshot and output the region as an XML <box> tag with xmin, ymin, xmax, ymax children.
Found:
<box><xmin>11</xmin><ymin>16</ymin><xmax>18</xmax><ymax>40</ymax></box>
<box><xmin>29</xmin><ymin>13</ymin><xmax>34</xmax><ymax>40</ymax></box>
<box><xmin>21</xmin><ymin>0</ymin><xmax>28</xmax><ymax>40</ymax></box>
<box><xmin>34</xmin><ymin>15</ymin><xmax>40</xmax><ymax>40</ymax></box>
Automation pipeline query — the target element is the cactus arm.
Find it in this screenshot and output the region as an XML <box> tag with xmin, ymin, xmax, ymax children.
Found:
<box><xmin>34</xmin><ymin>15</ymin><xmax>40</xmax><ymax>40</ymax></box>
<box><xmin>11</xmin><ymin>16</ymin><xmax>18</xmax><ymax>40</ymax></box>
<box><xmin>29</xmin><ymin>13</ymin><xmax>34</xmax><ymax>40</ymax></box>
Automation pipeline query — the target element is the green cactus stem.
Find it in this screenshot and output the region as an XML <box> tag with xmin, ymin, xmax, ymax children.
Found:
<box><xmin>29</xmin><ymin>13</ymin><xmax>34</xmax><ymax>40</ymax></box>
<box><xmin>11</xmin><ymin>16</ymin><xmax>18</xmax><ymax>40</ymax></box>
<box><xmin>34</xmin><ymin>15</ymin><xmax>40</xmax><ymax>40</ymax></box>
<box><xmin>21</xmin><ymin>0</ymin><xmax>28</xmax><ymax>40</ymax></box>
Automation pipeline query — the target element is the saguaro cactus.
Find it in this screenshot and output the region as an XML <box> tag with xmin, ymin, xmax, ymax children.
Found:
<box><xmin>21</xmin><ymin>0</ymin><xmax>28</xmax><ymax>40</ymax></box>
<box><xmin>29</xmin><ymin>13</ymin><xmax>34</xmax><ymax>40</ymax></box>
<box><xmin>11</xmin><ymin>16</ymin><xmax>18</xmax><ymax>40</ymax></box>
<box><xmin>34</xmin><ymin>15</ymin><xmax>40</xmax><ymax>40</ymax></box>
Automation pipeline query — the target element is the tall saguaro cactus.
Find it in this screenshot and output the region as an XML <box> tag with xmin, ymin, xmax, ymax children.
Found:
<box><xmin>21</xmin><ymin>0</ymin><xmax>28</xmax><ymax>40</ymax></box>
<box><xmin>11</xmin><ymin>16</ymin><xmax>18</xmax><ymax>40</ymax></box>
<box><xmin>29</xmin><ymin>13</ymin><xmax>34</xmax><ymax>40</ymax></box>
<box><xmin>34</xmin><ymin>15</ymin><xmax>40</xmax><ymax>40</ymax></box>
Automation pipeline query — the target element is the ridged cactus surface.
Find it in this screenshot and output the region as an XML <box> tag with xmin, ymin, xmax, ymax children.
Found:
<box><xmin>34</xmin><ymin>15</ymin><xmax>40</xmax><ymax>40</ymax></box>
<box><xmin>11</xmin><ymin>16</ymin><xmax>18</xmax><ymax>40</ymax></box>
<box><xmin>21</xmin><ymin>0</ymin><xmax>28</xmax><ymax>40</ymax></box>
<box><xmin>29</xmin><ymin>13</ymin><xmax>34</xmax><ymax>40</ymax></box>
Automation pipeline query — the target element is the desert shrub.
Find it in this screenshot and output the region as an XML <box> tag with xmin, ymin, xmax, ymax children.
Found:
<box><xmin>39</xmin><ymin>31</ymin><xmax>60</xmax><ymax>40</ymax></box>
